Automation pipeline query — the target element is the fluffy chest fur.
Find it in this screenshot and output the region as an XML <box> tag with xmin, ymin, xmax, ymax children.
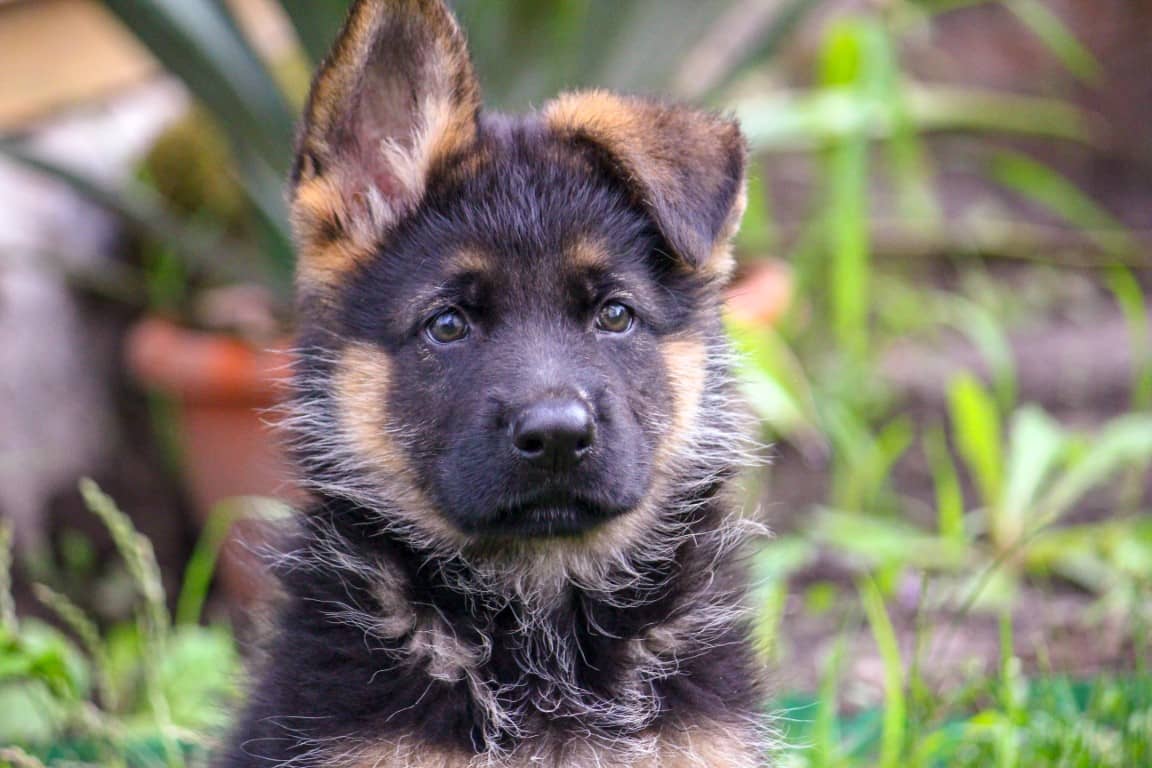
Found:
<box><xmin>243</xmin><ymin>494</ymin><xmax>767</xmax><ymax>767</ymax></box>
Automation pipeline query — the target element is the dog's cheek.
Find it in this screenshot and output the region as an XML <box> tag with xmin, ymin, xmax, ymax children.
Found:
<box><xmin>655</xmin><ymin>335</ymin><xmax>708</xmax><ymax>464</ymax></box>
<box><xmin>332</xmin><ymin>342</ymin><xmax>401</xmax><ymax>472</ymax></box>
<box><xmin>331</xmin><ymin>342</ymin><xmax>460</xmax><ymax>539</ymax></box>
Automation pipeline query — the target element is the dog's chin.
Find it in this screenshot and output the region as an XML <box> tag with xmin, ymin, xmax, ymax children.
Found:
<box><xmin>453</xmin><ymin>493</ymin><xmax>636</xmax><ymax>540</ymax></box>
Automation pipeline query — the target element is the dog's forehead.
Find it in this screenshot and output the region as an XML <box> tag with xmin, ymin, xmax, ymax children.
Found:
<box><xmin>414</xmin><ymin>117</ymin><xmax>647</xmax><ymax>276</ymax></box>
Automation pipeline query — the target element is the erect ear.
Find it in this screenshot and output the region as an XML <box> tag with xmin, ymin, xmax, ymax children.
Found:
<box><xmin>292</xmin><ymin>0</ymin><xmax>480</xmax><ymax>286</ymax></box>
<box><xmin>544</xmin><ymin>91</ymin><xmax>747</xmax><ymax>276</ymax></box>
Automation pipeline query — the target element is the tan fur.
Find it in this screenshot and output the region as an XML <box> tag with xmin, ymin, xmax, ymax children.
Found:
<box><xmin>544</xmin><ymin>90</ymin><xmax>746</xmax><ymax>276</ymax></box>
<box><xmin>333</xmin><ymin>722</ymin><xmax>761</xmax><ymax>768</ymax></box>
<box><xmin>450</xmin><ymin>248</ymin><xmax>495</xmax><ymax>274</ymax></box>
<box><xmin>652</xmin><ymin>725</ymin><xmax>763</xmax><ymax>768</ymax></box>
<box><xmin>292</xmin><ymin>175</ymin><xmax>378</xmax><ymax>287</ymax></box>
<box><xmin>567</xmin><ymin>237</ymin><xmax>612</xmax><ymax>270</ymax></box>
<box><xmin>658</xmin><ymin>337</ymin><xmax>709</xmax><ymax>462</ymax></box>
<box><xmin>332</xmin><ymin>343</ymin><xmax>460</xmax><ymax>544</ymax></box>
<box><xmin>708</xmin><ymin>184</ymin><xmax>748</xmax><ymax>280</ymax></box>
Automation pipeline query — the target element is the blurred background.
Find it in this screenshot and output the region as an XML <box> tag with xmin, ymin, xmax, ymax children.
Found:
<box><xmin>0</xmin><ymin>0</ymin><xmax>1150</xmax><ymax>766</ymax></box>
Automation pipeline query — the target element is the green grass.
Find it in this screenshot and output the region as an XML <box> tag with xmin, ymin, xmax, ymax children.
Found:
<box><xmin>776</xmin><ymin>672</ymin><xmax>1152</xmax><ymax>767</ymax></box>
<box><xmin>0</xmin><ymin>488</ymin><xmax>238</xmax><ymax>768</ymax></box>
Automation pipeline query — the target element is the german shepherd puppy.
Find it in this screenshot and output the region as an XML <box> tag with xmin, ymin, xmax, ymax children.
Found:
<box><xmin>219</xmin><ymin>0</ymin><xmax>767</xmax><ymax>765</ymax></box>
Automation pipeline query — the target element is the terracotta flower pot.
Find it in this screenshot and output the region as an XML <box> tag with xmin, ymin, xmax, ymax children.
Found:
<box><xmin>125</xmin><ymin>316</ymin><xmax>298</xmax><ymax>606</ymax></box>
<box><xmin>725</xmin><ymin>259</ymin><xmax>792</xmax><ymax>327</ymax></box>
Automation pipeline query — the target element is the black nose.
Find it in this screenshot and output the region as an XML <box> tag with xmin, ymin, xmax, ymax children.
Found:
<box><xmin>511</xmin><ymin>398</ymin><xmax>595</xmax><ymax>470</ymax></box>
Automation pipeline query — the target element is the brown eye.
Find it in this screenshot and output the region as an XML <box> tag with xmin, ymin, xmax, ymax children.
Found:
<box><xmin>426</xmin><ymin>309</ymin><xmax>470</xmax><ymax>344</ymax></box>
<box><xmin>596</xmin><ymin>301</ymin><xmax>633</xmax><ymax>334</ymax></box>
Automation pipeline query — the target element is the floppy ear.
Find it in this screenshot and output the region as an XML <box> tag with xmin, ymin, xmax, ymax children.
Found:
<box><xmin>544</xmin><ymin>91</ymin><xmax>747</xmax><ymax>275</ymax></box>
<box><xmin>292</xmin><ymin>0</ymin><xmax>480</xmax><ymax>286</ymax></box>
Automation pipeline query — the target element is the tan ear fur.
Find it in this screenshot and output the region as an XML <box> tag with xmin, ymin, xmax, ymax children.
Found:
<box><xmin>544</xmin><ymin>90</ymin><xmax>747</xmax><ymax>277</ymax></box>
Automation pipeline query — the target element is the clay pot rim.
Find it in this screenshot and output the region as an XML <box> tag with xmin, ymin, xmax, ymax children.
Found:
<box><xmin>125</xmin><ymin>315</ymin><xmax>293</xmax><ymax>406</ymax></box>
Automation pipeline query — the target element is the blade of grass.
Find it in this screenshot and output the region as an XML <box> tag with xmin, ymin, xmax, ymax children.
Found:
<box><xmin>32</xmin><ymin>585</ymin><xmax>119</xmax><ymax>712</ymax></box>
<box><xmin>873</xmin><ymin>18</ymin><xmax>940</xmax><ymax>228</ymax></box>
<box><xmin>812</xmin><ymin>632</ymin><xmax>848</xmax><ymax>768</ymax></box>
<box><xmin>859</xmin><ymin>577</ymin><xmax>906</xmax><ymax>768</ymax></box>
<box><xmin>1036</xmin><ymin>415</ymin><xmax>1152</xmax><ymax>526</ymax></box>
<box><xmin>999</xmin><ymin>407</ymin><xmax>1066</xmax><ymax>551</ymax></box>
<box><xmin>996</xmin><ymin>612</ymin><xmax>1021</xmax><ymax>768</ymax></box>
<box><xmin>868</xmin><ymin>416</ymin><xmax>916</xmax><ymax>511</ymax></box>
<box><xmin>948</xmin><ymin>373</ymin><xmax>1004</xmax><ymax>516</ymax></box>
<box><xmin>821</xmin><ymin>20</ymin><xmax>876</xmax><ymax>364</ymax></box>
<box><xmin>175</xmin><ymin>508</ymin><xmax>233</xmax><ymax>627</ymax></box>
<box><xmin>1105</xmin><ymin>266</ymin><xmax>1152</xmax><ymax>411</ymax></box>
<box><xmin>988</xmin><ymin>150</ymin><xmax>1135</xmax><ymax>257</ymax></box>
<box><xmin>924</xmin><ymin>425</ymin><xmax>966</xmax><ymax>546</ymax></box>
<box><xmin>79</xmin><ymin>479</ymin><xmax>180</xmax><ymax>767</ymax></box>
<box><xmin>1004</xmin><ymin>0</ymin><xmax>1102</xmax><ymax>83</ymax></box>
<box><xmin>737</xmin><ymin>86</ymin><xmax>1096</xmax><ymax>152</ymax></box>
<box><xmin>946</xmin><ymin>298</ymin><xmax>1018</xmax><ymax>412</ymax></box>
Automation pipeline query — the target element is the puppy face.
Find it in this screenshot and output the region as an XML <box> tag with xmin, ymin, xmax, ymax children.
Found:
<box><xmin>289</xmin><ymin>0</ymin><xmax>746</xmax><ymax>549</ymax></box>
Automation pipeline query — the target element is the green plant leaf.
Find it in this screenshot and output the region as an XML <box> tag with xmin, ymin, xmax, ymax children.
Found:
<box><xmin>99</xmin><ymin>0</ymin><xmax>295</xmax><ymax>172</ymax></box>
<box><xmin>736</xmin><ymin>87</ymin><xmax>1095</xmax><ymax>152</ymax></box>
<box><xmin>1004</xmin><ymin>0</ymin><xmax>1102</xmax><ymax>83</ymax></box>
<box><xmin>812</xmin><ymin>510</ymin><xmax>967</xmax><ymax>571</ymax></box>
<box><xmin>988</xmin><ymin>151</ymin><xmax>1135</xmax><ymax>258</ymax></box>
<box><xmin>1037</xmin><ymin>415</ymin><xmax>1152</xmax><ymax>525</ymax></box>
<box><xmin>813</xmin><ymin>632</ymin><xmax>848</xmax><ymax>768</ymax></box>
<box><xmin>1105</xmin><ymin>266</ymin><xmax>1152</xmax><ymax>411</ymax></box>
<box><xmin>925</xmin><ymin>425</ymin><xmax>967</xmax><ymax>546</ymax></box>
<box><xmin>280</xmin><ymin>0</ymin><xmax>351</xmax><ymax>66</ymax></box>
<box><xmin>859</xmin><ymin>577</ymin><xmax>906</xmax><ymax>768</ymax></box>
<box><xmin>728</xmin><ymin>319</ymin><xmax>822</xmax><ymax>442</ymax></box>
<box><xmin>948</xmin><ymin>374</ymin><xmax>1004</xmax><ymax>513</ymax></box>
<box><xmin>945</xmin><ymin>298</ymin><xmax>1018</xmax><ymax>412</ymax></box>
<box><xmin>998</xmin><ymin>407</ymin><xmax>1066</xmax><ymax>551</ymax></box>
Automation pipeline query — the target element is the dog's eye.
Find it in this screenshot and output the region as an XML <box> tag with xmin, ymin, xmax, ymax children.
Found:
<box><xmin>426</xmin><ymin>309</ymin><xmax>470</xmax><ymax>344</ymax></box>
<box><xmin>596</xmin><ymin>301</ymin><xmax>634</xmax><ymax>334</ymax></box>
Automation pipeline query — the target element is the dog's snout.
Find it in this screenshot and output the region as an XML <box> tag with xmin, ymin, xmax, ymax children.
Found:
<box><xmin>511</xmin><ymin>398</ymin><xmax>595</xmax><ymax>470</ymax></box>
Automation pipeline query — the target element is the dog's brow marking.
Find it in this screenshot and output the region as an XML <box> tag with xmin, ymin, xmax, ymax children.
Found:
<box><xmin>450</xmin><ymin>249</ymin><xmax>495</xmax><ymax>274</ymax></box>
<box><xmin>566</xmin><ymin>237</ymin><xmax>611</xmax><ymax>270</ymax></box>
